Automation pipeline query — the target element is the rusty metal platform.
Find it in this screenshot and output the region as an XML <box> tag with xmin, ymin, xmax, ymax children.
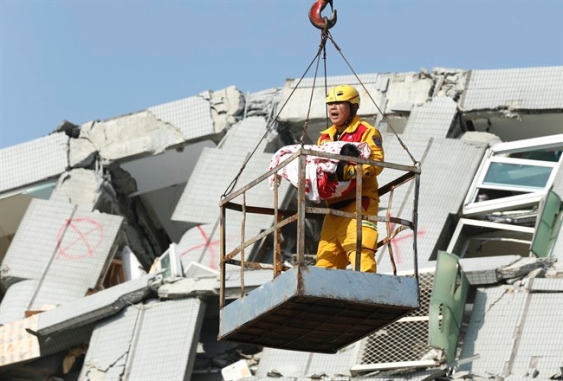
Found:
<box><xmin>218</xmin><ymin>265</ymin><xmax>419</xmax><ymax>353</ymax></box>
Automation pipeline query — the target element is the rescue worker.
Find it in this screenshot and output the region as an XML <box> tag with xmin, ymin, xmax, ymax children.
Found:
<box><xmin>316</xmin><ymin>84</ymin><xmax>384</xmax><ymax>273</ymax></box>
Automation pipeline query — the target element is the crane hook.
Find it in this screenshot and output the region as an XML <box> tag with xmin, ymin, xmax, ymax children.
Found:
<box><xmin>309</xmin><ymin>0</ymin><xmax>337</xmax><ymax>30</ymax></box>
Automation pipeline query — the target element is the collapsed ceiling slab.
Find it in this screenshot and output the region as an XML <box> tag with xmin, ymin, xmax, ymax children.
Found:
<box><xmin>79</xmin><ymin>297</ymin><xmax>205</xmax><ymax>380</ymax></box>
<box><xmin>0</xmin><ymin>274</ymin><xmax>156</xmax><ymax>368</ymax></box>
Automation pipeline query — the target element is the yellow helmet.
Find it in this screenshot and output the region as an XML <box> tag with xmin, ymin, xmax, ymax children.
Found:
<box><xmin>325</xmin><ymin>85</ymin><xmax>360</xmax><ymax>107</ymax></box>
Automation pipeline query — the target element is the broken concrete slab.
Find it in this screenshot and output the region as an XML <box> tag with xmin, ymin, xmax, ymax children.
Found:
<box><xmin>34</xmin><ymin>274</ymin><xmax>157</xmax><ymax>337</ymax></box>
<box><xmin>459</xmin><ymin>255</ymin><xmax>521</xmax><ymax>285</ymax></box>
<box><xmin>0</xmin><ymin>199</ymin><xmax>123</xmax><ymax>289</ymax></box>
<box><xmin>49</xmin><ymin>168</ymin><xmax>106</xmax><ymax>208</ymax></box>
<box><xmin>148</xmin><ymin>90</ymin><xmax>238</xmax><ymax>141</ymax></box>
<box><xmin>497</xmin><ymin>257</ymin><xmax>557</xmax><ymax>281</ymax></box>
<box><xmin>203</xmin><ymin>86</ymin><xmax>245</xmax><ymax>133</ymax></box>
<box><xmin>79</xmin><ymin>297</ymin><xmax>204</xmax><ymax>380</ymax></box>
<box><xmin>68</xmin><ymin>136</ymin><xmax>97</xmax><ymax>168</ymax></box>
<box><xmin>158</xmin><ymin>277</ymin><xmax>217</xmax><ymax>299</ymax></box>
<box><xmin>79</xmin><ymin>111</ymin><xmax>187</xmax><ymax>163</ymax></box>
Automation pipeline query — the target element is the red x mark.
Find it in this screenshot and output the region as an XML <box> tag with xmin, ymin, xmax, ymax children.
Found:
<box><xmin>56</xmin><ymin>218</ymin><xmax>104</xmax><ymax>260</ymax></box>
<box><xmin>180</xmin><ymin>225</ymin><xmax>221</xmax><ymax>270</ymax></box>
<box><xmin>384</xmin><ymin>216</ymin><xmax>424</xmax><ymax>264</ymax></box>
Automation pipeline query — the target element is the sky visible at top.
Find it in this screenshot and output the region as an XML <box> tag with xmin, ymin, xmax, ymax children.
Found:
<box><xmin>1</xmin><ymin>0</ymin><xmax>562</xmax><ymax>148</ymax></box>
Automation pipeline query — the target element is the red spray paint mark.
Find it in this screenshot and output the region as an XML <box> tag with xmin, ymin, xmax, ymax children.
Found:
<box><xmin>56</xmin><ymin>218</ymin><xmax>104</xmax><ymax>260</ymax></box>
<box><xmin>386</xmin><ymin>217</ymin><xmax>425</xmax><ymax>264</ymax></box>
<box><xmin>180</xmin><ymin>225</ymin><xmax>221</xmax><ymax>270</ymax></box>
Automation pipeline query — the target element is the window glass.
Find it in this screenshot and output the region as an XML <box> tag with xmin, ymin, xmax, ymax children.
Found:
<box><xmin>483</xmin><ymin>162</ymin><xmax>552</xmax><ymax>190</ymax></box>
<box><xmin>508</xmin><ymin>149</ymin><xmax>562</xmax><ymax>162</ymax></box>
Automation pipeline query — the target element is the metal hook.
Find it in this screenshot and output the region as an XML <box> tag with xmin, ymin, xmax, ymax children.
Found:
<box><xmin>309</xmin><ymin>0</ymin><xmax>337</xmax><ymax>30</ymax></box>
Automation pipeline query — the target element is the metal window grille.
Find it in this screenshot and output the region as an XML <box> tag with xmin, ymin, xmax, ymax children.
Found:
<box><xmin>357</xmin><ymin>271</ymin><xmax>435</xmax><ymax>364</ymax></box>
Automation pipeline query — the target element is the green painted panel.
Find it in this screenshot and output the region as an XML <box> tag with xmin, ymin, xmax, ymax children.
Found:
<box><xmin>428</xmin><ymin>251</ymin><xmax>469</xmax><ymax>363</ymax></box>
<box><xmin>531</xmin><ymin>190</ymin><xmax>562</xmax><ymax>258</ymax></box>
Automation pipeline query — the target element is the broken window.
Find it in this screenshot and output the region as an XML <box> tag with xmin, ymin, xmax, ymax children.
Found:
<box><xmin>450</xmin><ymin>134</ymin><xmax>563</xmax><ymax>259</ymax></box>
<box><xmin>463</xmin><ymin>134</ymin><xmax>563</xmax><ymax>216</ymax></box>
<box><xmin>151</xmin><ymin>243</ymin><xmax>184</xmax><ymax>279</ymax></box>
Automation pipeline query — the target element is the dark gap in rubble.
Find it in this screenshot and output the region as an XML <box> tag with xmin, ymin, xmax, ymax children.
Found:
<box><xmin>104</xmin><ymin>165</ymin><xmax>170</xmax><ymax>269</ymax></box>
<box><xmin>273</xmin><ymin>120</ymin><xmax>298</xmax><ymax>146</ymax></box>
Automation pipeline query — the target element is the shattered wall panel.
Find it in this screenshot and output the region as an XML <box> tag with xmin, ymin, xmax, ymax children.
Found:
<box><xmin>79</xmin><ymin>306</ymin><xmax>140</xmax><ymax>380</ymax></box>
<box><xmin>78</xmin><ymin>111</ymin><xmax>186</xmax><ymax>162</ymax></box>
<box><xmin>126</xmin><ymin>298</ymin><xmax>205</xmax><ymax>380</ymax></box>
<box><xmin>401</xmin><ymin>96</ymin><xmax>458</xmax><ymax>138</ymax></box>
<box><xmin>507</xmin><ymin>292</ymin><xmax>563</xmax><ymax>378</ymax></box>
<box><xmin>148</xmin><ymin>96</ymin><xmax>214</xmax><ymax>141</ymax></box>
<box><xmin>384</xmin><ymin>72</ymin><xmax>434</xmax><ymax>113</ymax></box>
<box><xmin>38</xmin><ymin>322</ymin><xmax>97</xmax><ymax>359</ymax></box>
<box><xmin>27</xmin><ymin>204</ymin><xmax>123</xmax><ymax>310</ymax></box>
<box><xmin>462</xmin><ymin>66</ymin><xmax>563</xmax><ymax>111</ymax></box>
<box><xmin>255</xmin><ymin>347</ymin><xmax>353</xmax><ymax>378</ymax></box>
<box><xmin>176</xmin><ymin>224</ymin><xmax>222</xmax><ymax>272</ymax></box>
<box><xmin>0</xmin><ymin>198</ymin><xmax>124</xmax><ymax>309</ymax></box>
<box><xmin>460</xmin><ymin>287</ymin><xmax>524</xmax><ymax>376</ymax></box>
<box><xmin>1</xmin><ymin>199</ymin><xmax>89</xmax><ymax>287</ymax></box>
<box><xmin>375</xmin><ymin>137</ymin><xmax>488</xmax><ymax>273</ymax></box>
<box><xmin>35</xmin><ymin>274</ymin><xmax>154</xmax><ymax>336</ymax></box>
<box><xmin>527</xmin><ymin>278</ymin><xmax>563</xmax><ymax>292</ymax></box>
<box><xmin>0</xmin><ymin>132</ymin><xmax>68</xmax><ymax>194</ymax></box>
<box><xmin>171</xmin><ymin>148</ymin><xmax>291</xmax><ymax>225</ymax></box>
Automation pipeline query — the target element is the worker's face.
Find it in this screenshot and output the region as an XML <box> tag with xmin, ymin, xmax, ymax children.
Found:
<box><xmin>327</xmin><ymin>102</ymin><xmax>350</xmax><ymax>127</ymax></box>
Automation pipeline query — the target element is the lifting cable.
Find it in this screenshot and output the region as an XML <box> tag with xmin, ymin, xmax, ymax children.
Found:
<box><xmin>223</xmin><ymin>1</ymin><xmax>419</xmax><ymax>199</ymax></box>
<box><xmin>222</xmin><ymin>27</ymin><xmax>331</xmax><ymax>197</ymax></box>
<box><xmin>220</xmin><ymin>0</ymin><xmax>420</xmax><ymax>276</ymax></box>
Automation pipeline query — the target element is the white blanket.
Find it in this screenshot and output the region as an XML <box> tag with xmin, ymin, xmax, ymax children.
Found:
<box><xmin>268</xmin><ymin>142</ymin><xmax>371</xmax><ymax>202</ymax></box>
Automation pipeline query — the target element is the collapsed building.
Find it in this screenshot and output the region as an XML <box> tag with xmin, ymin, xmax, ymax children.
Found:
<box><xmin>0</xmin><ymin>65</ymin><xmax>562</xmax><ymax>380</ymax></box>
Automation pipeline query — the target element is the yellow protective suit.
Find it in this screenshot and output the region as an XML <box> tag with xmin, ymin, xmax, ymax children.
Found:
<box><xmin>315</xmin><ymin>116</ymin><xmax>384</xmax><ymax>272</ymax></box>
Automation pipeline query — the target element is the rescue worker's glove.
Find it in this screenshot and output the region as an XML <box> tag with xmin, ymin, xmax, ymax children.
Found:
<box><xmin>335</xmin><ymin>162</ymin><xmax>357</xmax><ymax>181</ymax></box>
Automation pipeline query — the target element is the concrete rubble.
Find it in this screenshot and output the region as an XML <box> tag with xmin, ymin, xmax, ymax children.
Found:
<box><xmin>0</xmin><ymin>65</ymin><xmax>561</xmax><ymax>380</ymax></box>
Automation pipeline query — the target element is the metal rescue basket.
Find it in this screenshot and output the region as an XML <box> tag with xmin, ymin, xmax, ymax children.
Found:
<box><xmin>217</xmin><ymin>148</ymin><xmax>421</xmax><ymax>354</ymax></box>
<box><xmin>217</xmin><ymin>0</ymin><xmax>421</xmax><ymax>354</ymax></box>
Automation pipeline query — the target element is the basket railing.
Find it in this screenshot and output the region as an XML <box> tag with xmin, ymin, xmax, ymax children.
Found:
<box><xmin>219</xmin><ymin>147</ymin><xmax>421</xmax><ymax>308</ymax></box>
